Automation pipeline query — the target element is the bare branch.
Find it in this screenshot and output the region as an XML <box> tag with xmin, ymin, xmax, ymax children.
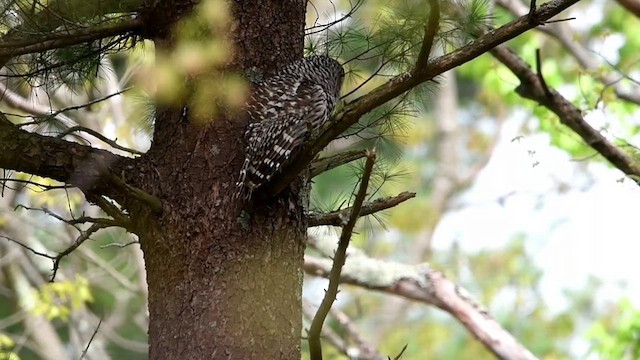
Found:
<box><xmin>57</xmin><ymin>126</ymin><xmax>144</xmax><ymax>156</ymax></box>
<box><xmin>489</xmin><ymin>45</ymin><xmax>640</xmax><ymax>182</ymax></box>
<box><xmin>0</xmin><ymin>81</ymin><xmax>75</xmax><ymax>125</ymax></box>
<box><xmin>308</xmin><ymin>149</ymin><xmax>377</xmax><ymax>360</ymax></box>
<box><xmin>266</xmin><ymin>0</ymin><xmax>582</xmax><ymax>196</ymax></box>
<box><xmin>308</xmin><ymin>191</ymin><xmax>416</xmax><ymax>227</ymax></box>
<box><xmin>0</xmin><ymin>178</ymin><xmax>70</xmax><ymax>192</ymax></box>
<box><xmin>310</xmin><ymin>149</ymin><xmax>367</xmax><ymax>177</ymax></box>
<box><xmin>1</xmin><ymin>235</ymin><xmax>55</xmax><ymax>260</ymax></box>
<box><xmin>11</xmin><ymin>86</ymin><xmax>133</xmax><ymax>128</ymax></box>
<box><xmin>50</xmin><ymin>222</ymin><xmax>110</xmax><ymax>281</ymax></box>
<box><xmin>305</xmin><ymin>0</ymin><xmax>364</xmax><ymax>35</ymax></box>
<box><xmin>2</xmin><ymin>222</ymin><xmax>112</xmax><ymax>282</ymax></box>
<box><xmin>304</xmin><ymin>242</ymin><xmax>538</xmax><ymax>360</ymax></box>
<box><xmin>14</xmin><ymin>205</ymin><xmax>122</xmax><ymax>228</ymax></box>
<box><xmin>79</xmin><ymin>317</ymin><xmax>103</xmax><ymax>360</ymax></box>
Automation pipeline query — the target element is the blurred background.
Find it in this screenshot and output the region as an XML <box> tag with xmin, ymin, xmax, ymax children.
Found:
<box><xmin>1</xmin><ymin>0</ymin><xmax>640</xmax><ymax>359</ymax></box>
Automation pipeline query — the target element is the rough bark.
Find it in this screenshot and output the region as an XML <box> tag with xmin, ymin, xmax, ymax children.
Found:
<box><xmin>130</xmin><ymin>1</ymin><xmax>308</xmax><ymax>359</ymax></box>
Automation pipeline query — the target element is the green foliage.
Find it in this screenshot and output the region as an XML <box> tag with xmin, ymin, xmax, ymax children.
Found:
<box><xmin>31</xmin><ymin>276</ymin><xmax>93</xmax><ymax>321</ymax></box>
<box><xmin>0</xmin><ymin>333</ymin><xmax>20</xmax><ymax>360</ymax></box>
<box><xmin>588</xmin><ymin>299</ymin><xmax>640</xmax><ymax>360</ymax></box>
<box><xmin>147</xmin><ymin>0</ymin><xmax>247</xmax><ymax>121</ymax></box>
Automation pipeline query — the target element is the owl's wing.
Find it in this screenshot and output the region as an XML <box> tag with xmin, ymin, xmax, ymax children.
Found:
<box><xmin>237</xmin><ymin>80</ymin><xmax>328</xmax><ymax>198</ymax></box>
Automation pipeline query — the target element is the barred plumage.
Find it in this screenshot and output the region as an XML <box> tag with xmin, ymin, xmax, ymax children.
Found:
<box><xmin>237</xmin><ymin>55</ymin><xmax>345</xmax><ymax>199</ymax></box>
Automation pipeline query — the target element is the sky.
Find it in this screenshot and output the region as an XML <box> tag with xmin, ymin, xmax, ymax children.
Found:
<box><xmin>433</xmin><ymin>111</ymin><xmax>640</xmax><ymax>313</ymax></box>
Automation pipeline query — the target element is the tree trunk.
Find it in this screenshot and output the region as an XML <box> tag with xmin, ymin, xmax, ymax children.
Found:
<box><xmin>131</xmin><ymin>1</ymin><xmax>307</xmax><ymax>358</ymax></box>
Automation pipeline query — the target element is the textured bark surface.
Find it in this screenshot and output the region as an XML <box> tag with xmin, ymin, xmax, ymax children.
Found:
<box><xmin>131</xmin><ymin>1</ymin><xmax>307</xmax><ymax>358</ymax></box>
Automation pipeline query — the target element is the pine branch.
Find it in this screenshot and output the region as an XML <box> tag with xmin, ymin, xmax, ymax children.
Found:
<box><xmin>0</xmin><ymin>18</ymin><xmax>142</xmax><ymax>60</ymax></box>
<box><xmin>308</xmin><ymin>149</ymin><xmax>376</xmax><ymax>360</ymax></box>
<box><xmin>308</xmin><ymin>191</ymin><xmax>415</xmax><ymax>227</ymax></box>
<box><xmin>310</xmin><ymin>149</ymin><xmax>367</xmax><ymax>177</ymax></box>
<box><xmin>0</xmin><ymin>0</ymin><xmax>142</xmax><ymax>67</ymax></box>
<box><xmin>265</xmin><ymin>0</ymin><xmax>582</xmax><ymax>196</ymax></box>
<box><xmin>414</xmin><ymin>0</ymin><xmax>440</xmax><ymax>71</ymax></box>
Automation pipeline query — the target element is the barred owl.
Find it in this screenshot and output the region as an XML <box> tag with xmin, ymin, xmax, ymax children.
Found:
<box><xmin>236</xmin><ymin>55</ymin><xmax>345</xmax><ymax>199</ymax></box>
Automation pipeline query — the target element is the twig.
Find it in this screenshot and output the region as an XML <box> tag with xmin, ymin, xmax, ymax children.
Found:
<box><xmin>14</xmin><ymin>87</ymin><xmax>132</xmax><ymax>128</ymax></box>
<box><xmin>310</xmin><ymin>149</ymin><xmax>367</xmax><ymax>177</ymax></box>
<box><xmin>0</xmin><ymin>81</ymin><xmax>75</xmax><ymax>125</ymax></box>
<box><xmin>1</xmin><ymin>235</ymin><xmax>55</xmax><ymax>259</ymax></box>
<box><xmin>392</xmin><ymin>344</ymin><xmax>408</xmax><ymax>360</ymax></box>
<box><xmin>79</xmin><ymin>317</ymin><xmax>103</xmax><ymax>360</ymax></box>
<box><xmin>534</xmin><ymin>49</ymin><xmax>551</xmax><ymax>97</ymax></box>
<box><xmin>14</xmin><ymin>205</ymin><xmax>120</xmax><ymax>228</ymax></box>
<box><xmin>104</xmin><ymin>173</ymin><xmax>163</xmax><ymax>214</ymax></box>
<box><xmin>85</xmin><ymin>194</ymin><xmax>131</xmax><ymax>227</ymax></box>
<box><xmin>308</xmin><ymin>191</ymin><xmax>415</xmax><ymax>227</ymax></box>
<box><xmin>54</xmin><ymin>87</ymin><xmax>132</xmax><ymax>115</ymax></box>
<box><xmin>57</xmin><ymin>125</ymin><xmax>143</xmax><ymax>155</ymax></box>
<box><xmin>308</xmin><ymin>149</ymin><xmax>376</xmax><ymax>360</ymax></box>
<box><xmin>50</xmin><ymin>223</ymin><xmax>109</xmax><ymax>281</ymax></box>
<box><xmin>0</xmin><ymin>178</ymin><xmax>70</xmax><ymax>192</ymax></box>
<box><xmin>414</xmin><ymin>0</ymin><xmax>441</xmax><ymax>72</ymax></box>
<box><xmin>100</xmin><ymin>240</ymin><xmax>139</xmax><ymax>249</ymax></box>
<box><xmin>305</xmin><ymin>0</ymin><xmax>364</xmax><ymax>35</ymax></box>
<box><xmin>2</xmin><ymin>221</ymin><xmax>112</xmax><ymax>282</ymax></box>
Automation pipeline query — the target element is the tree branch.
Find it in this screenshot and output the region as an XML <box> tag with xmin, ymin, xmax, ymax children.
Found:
<box><xmin>2</xmin><ymin>221</ymin><xmax>112</xmax><ymax>282</ymax></box>
<box><xmin>308</xmin><ymin>191</ymin><xmax>416</xmax><ymax>227</ymax></box>
<box><xmin>308</xmin><ymin>150</ymin><xmax>376</xmax><ymax>360</ymax></box>
<box><xmin>489</xmin><ymin>45</ymin><xmax>640</xmax><ymax>181</ymax></box>
<box><xmin>0</xmin><ymin>115</ymin><xmax>161</xmax><ymax>213</ymax></box>
<box><xmin>304</xmin><ymin>240</ymin><xmax>538</xmax><ymax>360</ymax></box>
<box><xmin>414</xmin><ymin>0</ymin><xmax>441</xmax><ymax>72</ymax></box>
<box><xmin>496</xmin><ymin>0</ymin><xmax>640</xmax><ymax>106</ymax></box>
<box><xmin>266</xmin><ymin>0</ymin><xmax>582</xmax><ymax>196</ymax></box>
<box><xmin>0</xmin><ymin>115</ymin><xmax>125</xmax><ymax>189</ymax></box>
<box><xmin>310</xmin><ymin>149</ymin><xmax>367</xmax><ymax>178</ymax></box>
<box><xmin>0</xmin><ymin>18</ymin><xmax>142</xmax><ymax>59</ymax></box>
